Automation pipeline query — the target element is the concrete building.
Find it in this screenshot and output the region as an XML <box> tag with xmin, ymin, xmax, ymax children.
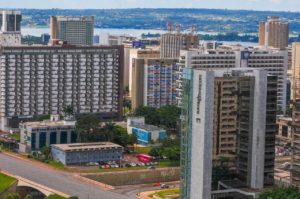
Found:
<box><xmin>0</xmin><ymin>10</ymin><xmax>22</xmax><ymax>46</ymax></box>
<box><xmin>291</xmin><ymin>42</ymin><xmax>300</xmax><ymax>187</ymax></box>
<box><xmin>177</xmin><ymin>46</ymin><xmax>288</xmax><ymax>112</ymax></box>
<box><xmin>50</xmin><ymin>16</ymin><xmax>94</xmax><ymax>46</ymax></box>
<box><xmin>259</xmin><ymin>16</ymin><xmax>289</xmax><ymax>49</ymax></box>
<box><xmin>129</xmin><ymin>48</ymin><xmax>160</xmax><ymax>108</ymax></box>
<box><xmin>212</xmin><ymin>77</ymin><xmax>239</xmax><ymax>160</ymax></box>
<box><xmin>127</xmin><ymin>116</ymin><xmax>166</xmax><ymax>146</ymax></box>
<box><xmin>51</xmin><ymin>142</ymin><xmax>123</xmax><ymax>165</ymax></box>
<box><xmin>160</xmin><ymin>23</ymin><xmax>199</xmax><ymax>58</ymax></box>
<box><xmin>276</xmin><ymin>117</ymin><xmax>292</xmax><ymax>146</ymax></box>
<box><xmin>19</xmin><ymin>115</ymin><xmax>76</xmax><ymax>152</ymax></box>
<box><xmin>41</xmin><ymin>33</ymin><xmax>50</xmax><ymax>44</ymax></box>
<box><xmin>180</xmin><ymin>68</ymin><xmax>277</xmax><ymax>199</ymax></box>
<box><xmin>131</xmin><ymin>57</ymin><xmax>178</xmax><ymax>109</ymax></box>
<box><xmin>0</xmin><ymin>45</ymin><xmax>124</xmax><ymax>131</ymax></box>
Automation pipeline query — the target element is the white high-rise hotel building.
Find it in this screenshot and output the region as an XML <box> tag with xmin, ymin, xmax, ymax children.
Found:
<box><xmin>177</xmin><ymin>46</ymin><xmax>288</xmax><ymax>112</ymax></box>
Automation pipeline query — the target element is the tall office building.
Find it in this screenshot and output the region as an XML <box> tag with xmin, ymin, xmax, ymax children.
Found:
<box><xmin>0</xmin><ymin>45</ymin><xmax>124</xmax><ymax>131</ymax></box>
<box><xmin>160</xmin><ymin>23</ymin><xmax>199</xmax><ymax>58</ymax></box>
<box><xmin>177</xmin><ymin>47</ymin><xmax>288</xmax><ymax>112</ymax></box>
<box><xmin>50</xmin><ymin>16</ymin><xmax>94</xmax><ymax>46</ymax></box>
<box><xmin>259</xmin><ymin>16</ymin><xmax>289</xmax><ymax>49</ymax></box>
<box><xmin>129</xmin><ymin>48</ymin><xmax>160</xmax><ymax>99</ymax></box>
<box><xmin>291</xmin><ymin>42</ymin><xmax>300</xmax><ymax>186</ymax></box>
<box><xmin>180</xmin><ymin>68</ymin><xmax>277</xmax><ymax>199</ymax></box>
<box><xmin>131</xmin><ymin>58</ymin><xmax>178</xmax><ymax>110</ymax></box>
<box><xmin>0</xmin><ymin>10</ymin><xmax>22</xmax><ymax>46</ymax></box>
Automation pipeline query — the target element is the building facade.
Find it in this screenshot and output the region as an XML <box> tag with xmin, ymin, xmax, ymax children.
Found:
<box><xmin>127</xmin><ymin>117</ymin><xmax>166</xmax><ymax>146</ymax></box>
<box><xmin>180</xmin><ymin>68</ymin><xmax>277</xmax><ymax>199</ymax></box>
<box><xmin>177</xmin><ymin>47</ymin><xmax>287</xmax><ymax>112</ymax></box>
<box><xmin>160</xmin><ymin>24</ymin><xmax>199</xmax><ymax>58</ymax></box>
<box><xmin>259</xmin><ymin>16</ymin><xmax>289</xmax><ymax>49</ymax></box>
<box><xmin>131</xmin><ymin>57</ymin><xmax>178</xmax><ymax>109</ymax></box>
<box><xmin>276</xmin><ymin>117</ymin><xmax>292</xmax><ymax>146</ymax></box>
<box><xmin>50</xmin><ymin>16</ymin><xmax>94</xmax><ymax>46</ymax></box>
<box><xmin>0</xmin><ymin>45</ymin><xmax>124</xmax><ymax>131</ymax></box>
<box><xmin>0</xmin><ymin>10</ymin><xmax>22</xmax><ymax>46</ymax></box>
<box><xmin>19</xmin><ymin>115</ymin><xmax>76</xmax><ymax>152</ymax></box>
<box><xmin>291</xmin><ymin>42</ymin><xmax>300</xmax><ymax>187</ymax></box>
<box><xmin>51</xmin><ymin>142</ymin><xmax>124</xmax><ymax>165</ymax></box>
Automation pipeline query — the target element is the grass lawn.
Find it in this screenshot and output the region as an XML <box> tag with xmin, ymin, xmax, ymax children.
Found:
<box><xmin>48</xmin><ymin>161</ymin><xmax>67</xmax><ymax>171</ymax></box>
<box><xmin>158</xmin><ymin>160</ymin><xmax>180</xmax><ymax>167</ymax></box>
<box><xmin>156</xmin><ymin>189</ymin><xmax>180</xmax><ymax>199</ymax></box>
<box><xmin>0</xmin><ymin>173</ymin><xmax>17</xmax><ymax>193</ymax></box>
<box><xmin>135</xmin><ymin>147</ymin><xmax>152</xmax><ymax>154</ymax></box>
<box><xmin>45</xmin><ymin>194</ymin><xmax>67</xmax><ymax>199</ymax></box>
<box><xmin>8</xmin><ymin>132</ymin><xmax>20</xmax><ymax>142</ymax></box>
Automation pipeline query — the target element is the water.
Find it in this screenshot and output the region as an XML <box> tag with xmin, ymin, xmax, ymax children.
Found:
<box><xmin>21</xmin><ymin>27</ymin><xmax>220</xmax><ymax>37</ymax></box>
<box><xmin>21</xmin><ymin>27</ymin><xmax>257</xmax><ymax>47</ymax></box>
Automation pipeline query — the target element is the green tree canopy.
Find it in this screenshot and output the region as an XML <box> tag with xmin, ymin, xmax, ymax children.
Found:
<box><xmin>257</xmin><ymin>186</ymin><xmax>300</xmax><ymax>199</ymax></box>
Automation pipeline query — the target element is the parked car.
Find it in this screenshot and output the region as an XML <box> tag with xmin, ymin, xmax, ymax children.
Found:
<box><xmin>160</xmin><ymin>184</ymin><xmax>170</xmax><ymax>189</ymax></box>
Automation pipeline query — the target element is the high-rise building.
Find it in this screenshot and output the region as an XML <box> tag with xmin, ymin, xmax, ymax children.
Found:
<box><xmin>291</xmin><ymin>42</ymin><xmax>300</xmax><ymax>186</ymax></box>
<box><xmin>0</xmin><ymin>10</ymin><xmax>22</xmax><ymax>46</ymax></box>
<box><xmin>129</xmin><ymin>48</ymin><xmax>160</xmax><ymax>99</ymax></box>
<box><xmin>259</xmin><ymin>16</ymin><xmax>289</xmax><ymax>49</ymax></box>
<box><xmin>180</xmin><ymin>68</ymin><xmax>277</xmax><ymax>199</ymax></box>
<box><xmin>177</xmin><ymin>46</ymin><xmax>288</xmax><ymax>112</ymax></box>
<box><xmin>50</xmin><ymin>16</ymin><xmax>94</xmax><ymax>46</ymax></box>
<box><xmin>131</xmin><ymin>58</ymin><xmax>178</xmax><ymax>110</ymax></box>
<box><xmin>160</xmin><ymin>23</ymin><xmax>199</xmax><ymax>58</ymax></box>
<box><xmin>0</xmin><ymin>45</ymin><xmax>124</xmax><ymax>131</ymax></box>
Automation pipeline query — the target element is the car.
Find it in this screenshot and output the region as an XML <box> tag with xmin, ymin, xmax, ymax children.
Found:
<box><xmin>130</xmin><ymin>163</ymin><xmax>137</xmax><ymax>167</ymax></box>
<box><xmin>100</xmin><ymin>165</ymin><xmax>106</xmax><ymax>169</ymax></box>
<box><xmin>160</xmin><ymin>184</ymin><xmax>170</xmax><ymax>189</ymax></box>
<box><xmin>86</xmin><ymin>162</ymin><xmax>95</xmax><ymax>166</ymax></box>
<box><xmin>104</xmin><ymin>164</ymin><xmax>111</xmax><ymax>169</ymax></box>
<box><xmin>153</xmin><ymin>162</ymin><xmax>159</xmax><ymax>165</ymax></box>
<box><xmin>140</xmin><ymin>163</ymin><xmax>145</xmax><ymax>166</ymax></box>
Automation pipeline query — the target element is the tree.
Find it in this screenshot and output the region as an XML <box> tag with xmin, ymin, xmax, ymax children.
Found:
<box><xmin>102</xmin><ymin>122</ymin><xmax>117</xmax><ymax>142</ymax></box>
<box><xmin>3</xmin><ymin>193</ymin><xmax>20</xmax><ymax>199</ymax></box>
<box><xmin>257</xmin><ymin>186</ymin><xmax>300</xmax><ymax>199</ymax></box>
<box><xmin>63</xmin><ymin>105</ymin><xmax>74</xmax><ymax>117</ymax></box>
<box><xmin>134</xmin><ymin>106</ymin><xmax>160</xmax><ymax>125</ymax></box>
<box><xmin>24</xmin><ymin>195</ymin><xmax>33</xmax><ymax>199</ymax></box>
<box><xmin>158</xmin><ymin>105</ymin><xmax>181</xmax><ymax>130</ymax></box>
<box><xmin>75</xmin><ymin>114</ymin><xmax>102</xmax><ymax>142</ymax></box>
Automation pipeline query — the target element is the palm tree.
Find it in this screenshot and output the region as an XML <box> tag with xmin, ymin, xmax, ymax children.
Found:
<box><xmin>102</xmin><ymin>122</ymin><xmax>117</xmax><ymax>142</ymax></box>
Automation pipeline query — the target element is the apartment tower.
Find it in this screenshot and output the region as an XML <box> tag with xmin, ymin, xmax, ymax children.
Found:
<box><xmin>259</xmin><ymin>16</ymin><xmax>289</xmax><ymax>49</ymax></box>
<box><xmin>0</xmin><ymin>45</ymin><xmax>124</xmax><ymax>131</ymax></box>
<box><xmin>50</xmin><ymin>16</ymin><xmax>94</xmax><ymax>46</ymax></box>
<box><xmin>0</xmin><ymin>10</ymin><xmax>22</xmax><ymax>46</ymax></box>
<box><xmin>160</xmin><ymin>23</ymin><xmax>199</xmax><ymax>58</ymax></box>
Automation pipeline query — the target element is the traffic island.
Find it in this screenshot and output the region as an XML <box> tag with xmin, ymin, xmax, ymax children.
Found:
<box><xmin>0</xmin><ymin>172</ymin><xmax>17</xmax><ymax>198</ymax></box>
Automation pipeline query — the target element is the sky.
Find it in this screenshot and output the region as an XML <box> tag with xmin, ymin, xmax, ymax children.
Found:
<box><xmin>0</xmin><ymin>0</ymin><xmax>299</xmax><ymax>11</ymax></box>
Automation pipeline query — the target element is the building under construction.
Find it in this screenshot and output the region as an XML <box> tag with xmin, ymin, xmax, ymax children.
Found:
<box><xmin>160</xmin><ymin>23</ymin><xmax>199</xmax><ymax>58</ymax></box>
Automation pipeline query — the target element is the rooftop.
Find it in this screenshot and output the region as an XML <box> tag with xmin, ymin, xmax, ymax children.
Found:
<box><xmin>130</xmin><ymin>124</ymin><xmax>165</xmax><ymax>132</ymax></box>
<box><xmin>20</xmin><ymin>120</ymin><xmax>76</xmax><ymax>129</ymax></box>
<box><xmin>52</xmin><ymin>142</ymin><xmax>123</xmax><ymax>151</ymax></box>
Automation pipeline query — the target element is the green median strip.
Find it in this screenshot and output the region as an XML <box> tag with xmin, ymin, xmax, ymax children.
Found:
<box><xmin>0</xmin><ymin>173</ymin><xmax>17</xmax><ymax>193</ymax></box>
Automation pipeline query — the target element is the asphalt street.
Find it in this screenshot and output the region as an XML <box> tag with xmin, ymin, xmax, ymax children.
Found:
<box><xmin>0</xmin><ymin>153</ymin><xmax>132</xmax><ymax>199</ymax></box>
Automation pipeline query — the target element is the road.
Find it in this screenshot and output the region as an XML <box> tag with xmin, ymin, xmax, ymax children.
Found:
<box><xmin>0</xmin><ymin>153</ymin><xmax>132</xmax><ymax>199</ymax></box>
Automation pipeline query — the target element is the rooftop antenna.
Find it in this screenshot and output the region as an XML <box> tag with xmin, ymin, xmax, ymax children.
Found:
<box><xmin>167</xmin><ymin>22</ymin><xmax>173</xmax><ymax>33</ymax></box>
<box><xmin>191</xmin><ymin>24</ymin><xmax>196</xmax><ymax>35</ymax></box>
<box><xmin>176</xmin><ymin>24</ymin><xmax>181</xmax><ymax>35</ymax></box>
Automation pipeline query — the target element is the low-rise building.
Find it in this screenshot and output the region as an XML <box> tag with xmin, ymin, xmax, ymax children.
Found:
<box><xmin>51</xmin><ymin>142</ymin><xmax>123</xmax><ymax>165</ymax></box>
<box><xmin>127</xmin><ymin>117</ymin><xmax>166</xmax><ymax>145</ymax></box>
<box><xmin>276</xmin><ymin>117</ymin><xmax>292</xmax><ymax>146</ymax></box>
<box><xmin>19</xmin><ymin>115</ymin><xmax>76</xmax><ymax>153</ymax></box>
